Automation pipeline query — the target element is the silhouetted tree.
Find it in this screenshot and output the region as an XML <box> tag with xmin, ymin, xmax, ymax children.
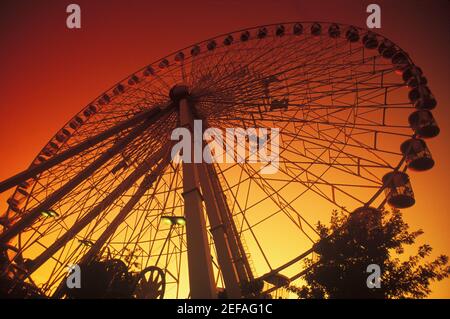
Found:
<box><xmin>289</xmin><ymin>208</ymin><xmax>449</xmax><ymax>299</ymax></box>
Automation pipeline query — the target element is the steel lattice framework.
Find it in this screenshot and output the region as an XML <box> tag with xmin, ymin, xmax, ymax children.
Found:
<box><xmin>0</xmin><ymin>22</ymin><xmax>439</xmax><ymax>299</ymax></box>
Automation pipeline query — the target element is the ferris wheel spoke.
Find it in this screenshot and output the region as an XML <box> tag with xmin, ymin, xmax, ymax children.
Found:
<box><xmin>208</xmin><ymin>37</ymin><xmax>362</xmax><ymax>98</ymax></box>
<box><xmin>282</xmin><ymin>130</ymin><xmax>401</xmax><ymax>157</ymax></box>
<box><xmin>279</xmin><ymin>131</ymin><xmax>396</xmax><ymax>182</ymax></box>
<box><xmin>0</xmin><ymin>107</ymin><xmax>167</xmax><ymax>194</ymax></box>
<box><xmin>200</xmin><ymin>74</ymin><xmax>405</xmax><ymax>120</ymax></box>
<box><xmin>207</xmin><ymin>32</ymin><xmax>344</xmax><ymax>92</ymax></box>
<box><xmin>296</xmin><ymin>120</ymin><xmax>403</xmax><ymax>168</ymax></box>
<box><xmin>5</xmin><ymin>117</ymin><xmax>171</xmax><ymax>226</ymax></box>
<box><xmin>51</xmin><ymin>151</ymin><xmax>171</xmax><ymax>298</ymax></box>
<box><xmin>113</xmin><ymin>176</ymin><xmax>171</xmax><ymax>265</ymax></box>
<box><xmin>212</xmin><ymin>109</ymin><xmax>398</xmax><ymax>188</ymax></box>
<box><xmin>0</xmin><ymin>116</ymin><xmax>167</xmax><ymax>245</ymax></box>
<box><xmin>21</xmin><ymin>143</ymin><xmax>171</xmax><ymax>280</ymax></box>
<box><xmin>217</xmin><ymin>106</ymin><xmax>409</xmax><ymax>143</ymax></box>
<box><xmin>227</xmin><ymin>105</ymin><xmax>370</xmax><ymax>209</ymax></box>
<box><xmin>25</xmin><ymin>113</ymin><xmax>175</xmax><ymax>223</ymax></box>
<box><xmin>278</xmin><ymin>152</ymin><xmax>369</xmax><ymax>206</ymax></box>
<box><xmin>121</xmin><ymin>169</ymin><xmax>183</xmax><ymax>269</ymax></box>
<box><xmin>196</xmin><ymin>35</ymin><xmax>296</xmax><ymax>93</ymax></box>
<box><xmin>221</xmin><ymin>56</ymin><xmax>395</xmax><ymax>111</ymax></box>
<box><xmin>213</xmin><ymin>163</ymin><xmax>274</xmax><ymax>273</ymax></box>
<box><xmin>219</xmin><ymin>113</ymin><xmax>410</xmax><ymax>133</ymax></box>
<box><xmin>238</xmin><ymin>162</ymin><xmax>320</xmax><ymax>239</ymax></box>
<box><xmin>78</xmin><ymin>151</ymin><xmax>171</xmax><ymax>265</ymax></box>
<box><xmin>277</xmin><ymin>145</ymin><xmax>385</xmax><ymax>185</ymax></box>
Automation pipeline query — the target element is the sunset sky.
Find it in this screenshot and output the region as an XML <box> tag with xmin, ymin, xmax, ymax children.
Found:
<box><xmin>0</xmin><ymin>0</ymin><xmax>449</xmax><ymax>297</ymax></box>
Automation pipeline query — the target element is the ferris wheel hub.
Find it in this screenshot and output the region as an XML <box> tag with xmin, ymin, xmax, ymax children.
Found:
<box><xmin>169</xmin><ymin>84</ymin><xmax>190</xmax><ymax>102</ymax></box>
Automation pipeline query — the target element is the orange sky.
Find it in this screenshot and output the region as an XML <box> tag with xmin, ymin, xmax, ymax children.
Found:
<box><xmin>0</xmin><ymin>0</ymin><xmax>449</xmax><ymax>297</ymax></box>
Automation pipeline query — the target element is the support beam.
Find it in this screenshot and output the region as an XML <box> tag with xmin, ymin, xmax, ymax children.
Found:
<box><xmin>206</xmin><ymin>164</ymin><xmax>254</xmax><ymax>283</ymax></box>
<box><xmin>197</xmin><ymin>162</ymin><xmax>242</xmax><ymax>298</ymax></box>
<box><xmin>0</xmin><ymin>106</ymin><xmax>169</xmax><ymax>193</ymax></box>
<box><xmin>25</xmin><ymin>146</ymin><xmax>170</xmax><ymax>277</ymax></box>
<box><xmin>179</xmin><ymin>98</ymin><xmax>217</xmax><ymax>299</ymax></box>
<box><xmin>78</xmin><ymin>152</ymin><xmax>169</xmax><ymax>265</ymax></box>
<box><xmin>0</xmin><ymin>112</ymin><xmax>166</xmax><ymax>244</ymax></box>
<box><xmin>199</xmin><ymin>118</ymin><xmax>254</xmax><ymax>284</ymax></box>
<box><xmin>259</xmin><ymin>247</ymin><xmax>314</xmax><ymax>282</ymax></box>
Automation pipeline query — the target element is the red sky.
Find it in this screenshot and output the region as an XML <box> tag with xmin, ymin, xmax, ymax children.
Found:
<box><xmin>0</xmin><ymin>0</ymin><xmax>449</xmax><ymax>297</ymax></box>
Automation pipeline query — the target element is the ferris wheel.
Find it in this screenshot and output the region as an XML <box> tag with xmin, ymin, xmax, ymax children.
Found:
<box><xmin>0</xmin><ymin>22</ymin><xmax>440</xmax><ymax>299</ymax></box>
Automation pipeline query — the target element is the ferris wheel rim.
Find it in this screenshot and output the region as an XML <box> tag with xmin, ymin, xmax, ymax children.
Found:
<box><xmin>0</xmin><ymin>20</ymin><xmax>439</xmax><ymax>298</ymax></box>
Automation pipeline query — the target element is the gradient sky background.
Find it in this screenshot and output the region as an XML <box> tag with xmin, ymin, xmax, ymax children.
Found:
<box><xmin>0</xmin><ymin>0</ymin><xmax>449</xmax><ymax>297</ymax></box>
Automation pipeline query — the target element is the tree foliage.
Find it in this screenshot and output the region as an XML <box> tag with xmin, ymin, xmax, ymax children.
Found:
<box><xmin>290</xmin><ymin>209</ymin><xmax>449</xmax><ymax>299</ymax></box>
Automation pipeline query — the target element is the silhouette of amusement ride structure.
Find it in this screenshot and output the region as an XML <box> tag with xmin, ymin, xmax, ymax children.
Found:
<box><xmin>0</xmin><ymin>21</ymin><xmax>440</xmax><ymax>299</ymax></box>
